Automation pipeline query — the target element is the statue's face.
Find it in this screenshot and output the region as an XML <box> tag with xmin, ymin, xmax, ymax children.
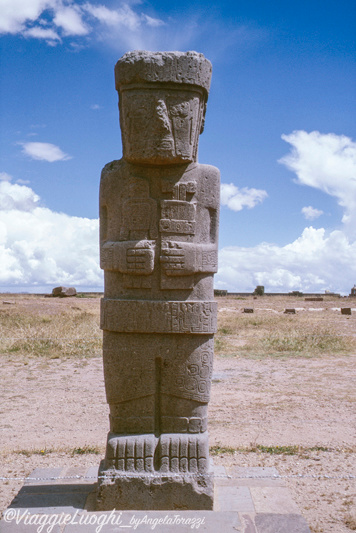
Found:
<box><xmin>119</xmin><ymin>87</ymin><xmax>205</xmax><ymax>165</ymax></box>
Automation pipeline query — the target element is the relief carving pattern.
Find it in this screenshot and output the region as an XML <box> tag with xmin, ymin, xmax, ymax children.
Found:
<box><xmin>97</xmin><ymin>50</ymin><xmax>220</xmax><ymax>510</ymax></box>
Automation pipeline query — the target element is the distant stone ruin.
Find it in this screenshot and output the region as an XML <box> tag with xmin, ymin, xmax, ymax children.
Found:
<box><xmin>97</xmin><ymin>51</ymin><xmax>220</xmax><ymax>510</ymax></box>
<box><xmin>51</xmin><ymin>286</ymin><xmax>76</xmax><ymax>297</ymax></box>
<box><xmin>341</xmin><ymin>308</ymin><xmax>352</xmax><ymax>315</ymax></box>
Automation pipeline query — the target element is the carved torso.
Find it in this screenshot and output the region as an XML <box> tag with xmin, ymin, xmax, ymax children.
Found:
<box><xmin>100</xmin><ymin>160</ymin><xmax>219</xmax><ymax>300</ymax></box>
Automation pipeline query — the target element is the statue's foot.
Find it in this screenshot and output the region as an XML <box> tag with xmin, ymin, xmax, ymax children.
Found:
<box><xmin>104</xmin><ymin>432</ymin><xmax>210</xmax><ymax>474</ymax></box>
<box><xmin>97</xmin><ymin>431</ymin><xmax>214</xmax><ymax>510</ymax></box>
<box><xmin>104</xmin><ymin>433</ymin><xmax>156</xmax><ymax>472</ymax></box>
<box><xmin>156</xmin><ymin>433</ymin><xmax>209</xmax><ymax>474</ymax></box>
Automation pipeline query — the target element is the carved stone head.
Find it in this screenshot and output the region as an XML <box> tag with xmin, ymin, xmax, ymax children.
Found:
<box><xmin>115</xmin><ymin>51</ymin><xmax>212</xmax><ymax>165</ymax></box>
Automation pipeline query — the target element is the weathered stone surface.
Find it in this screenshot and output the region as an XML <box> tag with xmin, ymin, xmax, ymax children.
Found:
<box><xmin>96</xmin><ymin>461</ymin><xmax>214</xmax><ymax>511</ymax></box>
<box><xmin>52</xmin><ymin>286</ymin><xmax>77</xmax><ymax>297</ymax></box>
<box><xmin>250</xmin><ymin>486</ymin><xmax>300</xmax><ymax>514</ymax></box>
<box><xmin>100</xmin><ymin>300</ymin><xmax>217</xmax><ymax>333</ymax></box>
<box><xmin>97</xmin><ymin>50</ymin><xmax>219</xmax><ymax>510</ymax></box>
<box><xmin>341</xmin><ymin>307</ymin><xmax>352</xmax><ymax>315</ymax></box>
<box><xmin>255</xmin><ymin>513</ymin><xmax>311</xmax><ymax>533</ymax></box>
<box><xmin>115</xmin><ymin>50</ymin><xmax>212</xmax><ymax>97</ymax></box>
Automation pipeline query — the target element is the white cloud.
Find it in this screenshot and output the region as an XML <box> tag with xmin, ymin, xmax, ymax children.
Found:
<box><xmin>0</xmin><ymin>0</ymin><xmax>56</xmax><ymax>34</ymax></box>
<box><xmin>0</xmin><ymin>172</ymin><xmax>12</xmax><ymax>182</ymax></box>
<box><xmin>53</xmin><ymin>5</ymin><xmax>89</xmax><ymax>36</ymax></box>
<box><xmin>23</xmin><ymin>25</ymin><xmax>61</xmax><ymax>43</ymax></box>
<box><xmin>0</xmin><ymin>178</ymin><xmax>102</xmax><ymax>289</ymax></box>
<box><xmin>83</xmin><ymin>3</ymin><xmax>140</xmax><ymax>30</ymax></box>
<box><xmin>141</xmin><ymin>13</ymin><xmax>165</xmax><ymax>28</ymax></box>
<box><xmin>220</xmin><ymin>182</ymin><xmax>268</xmax><ymax>211</ymax></box>
<box><xmin>90</xmin><ymin>104</ymin><xmax>102</xmax><ymax>110</ymax></box>
<box><xmin>301</xmin><ymin>206</ymin><xmax>323</xmax><ymax>220</ymax></box>
<box><xmin>0</xmin><ymin>0</ymin><xmax>246</xmax><ymax>54</ymax></box>
<box><xmin>0</xmin><ymin>0</ymin><xmax>89</xmax><ymax>40</ymax></box>
<box><xmin>279</xmin><ymin>130</ymin><xmax>356</xmax><ymax>236</ymax></box>
<box><xmin>216</xmin><ymin>131</ymin><xmax>356</xmax><ymax>295</ymax></box>
<box><xmin>0</xmin><ymin>180</ymin><xmax>40</xmax><ymax>211</ymax></box>
<box><xmin>0</xmin><ymin>0</ymin><xmax>166</xmax><ymax>47</ymax></box>
<box><xmin>21</xmin><ymin>142</ymin><xmax>72</xmax><ymax>162</ymax></box>
<box><xmin>83</xmin><ymin>3</ymin><xmax>164</xmax><ymax>30</ymax></box>
<box><xmin>82</xmin><ymin>3</ymin><xmax>166</xmax><ymax>49</ymax></box>
<box><xmin>216</xmin><ymin>227</ymin><xmax>356</xmax><ymax>295</ymax></box>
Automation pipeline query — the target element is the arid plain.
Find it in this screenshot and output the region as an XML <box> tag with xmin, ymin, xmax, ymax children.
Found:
<box><xmin>0</xmin><ymin>293</ymin><xmax>355</xmax><ymax>532</ymax></box>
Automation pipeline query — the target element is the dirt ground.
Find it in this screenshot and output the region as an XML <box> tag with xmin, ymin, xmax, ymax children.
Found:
<box><xmin>0</xmin><ymin>294</ymin><xmax>355</xmax><ymax>532</ymax></box>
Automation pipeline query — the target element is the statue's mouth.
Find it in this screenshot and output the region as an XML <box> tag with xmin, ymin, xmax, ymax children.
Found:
<box><xmin>158</xmin><ymin>137</ymin><xmax>174</xmax><ymax>151</ymax></box>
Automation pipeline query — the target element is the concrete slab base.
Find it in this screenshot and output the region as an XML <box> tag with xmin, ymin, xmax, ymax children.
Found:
<box><xmin>0</xmin><ymin>465</ymin><xmax>311</xmax><ymax>532</ymax></box>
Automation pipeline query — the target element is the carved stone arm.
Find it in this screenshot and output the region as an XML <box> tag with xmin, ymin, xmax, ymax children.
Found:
<box><xmin>101</xmin><ymin>240</ymin><xmax>155</xmax><ymax>274</ymax></box>
<box><xmin>160</xmin><ymin>241</ymin><xmax>218</xmax><ymax>276</ymax></box>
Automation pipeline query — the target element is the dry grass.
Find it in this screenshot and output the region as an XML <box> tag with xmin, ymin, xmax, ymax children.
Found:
<box><xmin>0</xmin><ymin>295</ymin><xmax>102</xmax><ymax>360</ymax></box>
<box><xmin>4</xmin><ymin>445</ymin><xmax>103</xmax><ymax>457</ymax></box>
<box><xmin>1</xmin><ymin>293</ymin><xmax>355</xmax><ymax>360</ymax></box>
<box><xmin>344</xmin><ymin>513</ymin><xmax>356</xmax><ymax>531</ymax></box>
<box><xmin>210</xmin><ymin>443</ymin><xmax>355</xmax><ymax>457</ymax></box>
<box><xmin>215</xmin><ymin>297</ymin><xmax>356</xmax><ymax>358</ymax></box>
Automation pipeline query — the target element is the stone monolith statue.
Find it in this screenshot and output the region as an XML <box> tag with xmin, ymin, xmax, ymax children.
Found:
<box><xmin>96</xmin><ymin>50</ymin><xmax>220</xmax><ymax>510</ymax></box>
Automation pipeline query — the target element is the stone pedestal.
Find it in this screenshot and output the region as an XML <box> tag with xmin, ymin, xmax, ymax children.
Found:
<box><xmin>1</xmin><ymin>465</ymin><xmax>311</xmax><ymax>532</ymax></box>
<box><xmin>97</xmin><ymin>51</ymin><xmax>219</xmax><ymax>510</ymax></box>
<box><xmin>97</xmin><ymin>459</ymin><xmax>214</xmax><ymax>511</ymax></box>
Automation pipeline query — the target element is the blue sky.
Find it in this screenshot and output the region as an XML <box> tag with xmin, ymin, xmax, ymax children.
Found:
<box><xmin>0</xmin><ymin>0</ymin><xmax>355</xmax><ymax>294</ymax></box>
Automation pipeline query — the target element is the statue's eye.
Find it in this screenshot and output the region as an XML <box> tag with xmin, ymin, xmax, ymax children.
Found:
<box><xmin>170</xmin><ymin>104</ymin><xmax>189</xmax><ymax>118</ymax></box>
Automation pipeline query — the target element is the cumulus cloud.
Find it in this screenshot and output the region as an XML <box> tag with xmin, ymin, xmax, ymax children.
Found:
<box><xmin>279</xmin><ymin>130</ymin><xmax>356</xmax><ymax>236</ymax></box>
<box><xmin>21</xmin><ymin>142</ymin><xmax>72</xmax><ymax>162</ymax></box>
<box><xmin>220</xmin><ymin>183</ymin><xmax>268</xmax><ymax>211</ymax></box>
<box><xmin>0</xmin><ymin>176</ymin><xmax>102</xmax><ymax>290</ymax></box>
<box><xmin>0</xmin><ymin>180</ymin><xmax>40</xmax><ymax>211</ymax></box>
<box><xmin>216</xmin><ymin>131</ymin><xmax>356</xmax><ymax>294</ymax></box>
<box><xmin>0</xmin><ymin>172</ymin><xmax>12</xmax><ymax>182</ymax></box>
<box><xmin>301</xmin><ymin>206</ymin><xmax>324</xmax><ymax>220</ymax></box>
<box><xmin>216</xmin><ymin>227</ymin><xmax>356</xmax><ymax>294</ymax></box>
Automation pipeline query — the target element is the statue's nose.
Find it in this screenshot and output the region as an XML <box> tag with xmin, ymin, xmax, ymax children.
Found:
<box><xmin>155</xmin><ymin>99</ymin><xmax>171</xmax><ymax>132</ymax></box>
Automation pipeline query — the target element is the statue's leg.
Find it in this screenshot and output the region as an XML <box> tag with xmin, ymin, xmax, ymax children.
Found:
<box><xmin>158</xmin><ymin>396</ymin><xmax>209</xmax><ymax>473</ymax></box>
<box><xmin>102</xmin><ymin>331</ymin><xmax>157</xmax><ymax>472</ymax></box>
<box><xmin>156</xmin><ymin>335</ymin><xmax>213</xmax><ymax>473</ymax></box>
